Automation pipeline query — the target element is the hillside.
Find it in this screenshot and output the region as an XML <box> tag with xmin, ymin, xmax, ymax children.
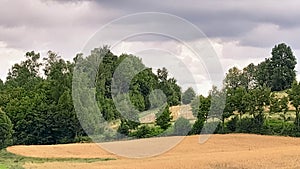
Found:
<box><xmin>139</xmin><ymin>104</ymin><xmax>195</xmax><ymax>123</ymax></box>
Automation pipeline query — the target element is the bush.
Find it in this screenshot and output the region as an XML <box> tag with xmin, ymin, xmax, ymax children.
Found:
<box><xmin>0</xmin><ymin>110</ymin><xmax>13</xmax><ymax>149</ymax></box>
<box><xmin>74</xmin><ymin>136</ymin><xmax>92</xmax><ymax>143</ymax></box>
<box><xmin>236</xmin><ymin>117</ymin><xmax>256</xmax><ymax>133</ymax></box>
<box><xmin>182</xmin><ymin>87</ymin><xmax>196</xmax><ymax>104</ymax></box>
<box><xmin>263</xmin><ymin>119</ymin><xmax>283</xmax><ymax>135</ymax></box>
<box><xmin>117</xmin><ymin>119</ymin><xmax>140</xmax><ymax>139</ymax></box>
<box><xmin>155</xmin><ymin>105</ymin><xmax>172</xmax><ymax>130</ymax></box>
<box><xmin>226</xmin><ymin>116</ymin><xmax>238</xmax><ymax>132</ymax></box>
<box><xmin>202</xmin><ymin>121</ymin><xmax>222</xmax><ymax>134</ymax></box>
<box><xmin>189</xmin><ymin>119</ymin><xmax>204</xmax><ymax>135</ymax></box>
<box><xmin>159</xmin><ymin>125</ymin><xmax>174</xmax><ymax>137</ymax></box>
<box><xmin>236</xmin><ymin>117</ymin><xmax>264</xmax><ymax>134</ymax></box>
<box><xmin>173</xmin><ymin>117</ymin><xmax>192</xmax><ymax>136</ymax></box>
<box><xmin>190</xmin><ymin>120</ymin><xmax>221</xmax><ymax>135</ymax></box>
<box><xmin>130</xmin><ymin>125</ymin><xmax>163</xmax><ymax>138</ymax></box>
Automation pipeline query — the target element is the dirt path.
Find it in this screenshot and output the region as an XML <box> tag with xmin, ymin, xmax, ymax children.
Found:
<box><xmin>8</xmin><ymin>134</ymin><xmax>300</xmax><ymax>169</ymax></box>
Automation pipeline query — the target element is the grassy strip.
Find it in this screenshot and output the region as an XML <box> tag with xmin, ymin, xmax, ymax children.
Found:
<box><xmin>0</xmin><ymin>164</ymin><xmax>7</xmax><ymax>169</ymax></box>
<box><xmin>0</xmin><ymin>149</ymin><xmax>115</xmax><ymax>169</ymax></box>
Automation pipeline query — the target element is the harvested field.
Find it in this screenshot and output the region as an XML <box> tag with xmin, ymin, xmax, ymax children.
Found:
<box><xmin>7</xmin><ymin>134</ymin><xmax>300</xmax><ymax>169</ymax></box>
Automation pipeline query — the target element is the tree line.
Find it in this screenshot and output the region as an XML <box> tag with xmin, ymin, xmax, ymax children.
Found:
<box><xmin>1</xmin><ymin>43</ymin><xmax>299</xmax><ymax>149</ymax></box>
<box><xmin>0</xmin><ymin>46</ymin><xmax>183</xmax><ymax>148</ymax></box>
<box><xmin>190</xmin><ymin>43</ymin><xmax>300</xmax><ymax>136</ymax></box>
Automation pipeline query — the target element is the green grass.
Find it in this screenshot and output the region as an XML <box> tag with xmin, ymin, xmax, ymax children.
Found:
<box><xmin>0</xmin><ymin>148</ymin><xmax>115</xmax><ymax>169</ymax></box>
<box><xmin>0</xmin><ymin>164</ymin><xmax>7</xmax><ymax>169</ymax></box>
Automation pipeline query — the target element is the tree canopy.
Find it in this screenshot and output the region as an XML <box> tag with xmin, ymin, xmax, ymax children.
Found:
<box><xmin>182</xmin><ymin>87</ymin><xmax>196</xmax><ymax>104</ymax></box>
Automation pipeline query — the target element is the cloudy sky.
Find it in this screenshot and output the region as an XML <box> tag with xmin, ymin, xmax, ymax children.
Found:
<box><xmin>1</xmin><ymin>0</ymin><xmax>300</xmax><ymax>95</ymax></box>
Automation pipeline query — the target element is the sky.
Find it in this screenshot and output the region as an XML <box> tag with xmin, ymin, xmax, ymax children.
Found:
<box><xmin>1</xmin><ymin>0</ymin><xmax>300</xmax><ymax>95</ymax></box>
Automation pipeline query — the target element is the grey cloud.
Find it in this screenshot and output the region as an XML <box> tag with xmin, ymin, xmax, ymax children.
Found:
<box><xmin>1</xmin><ymin>0</ymin><xmax>300</xmax><ymax>58</ymax></box>
<box><xmin>91</xmin><ymin>0</ymin><xmax>300</xmax><ymax>49</ymax></box>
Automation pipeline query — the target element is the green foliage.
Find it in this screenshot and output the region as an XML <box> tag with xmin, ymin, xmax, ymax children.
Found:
<box><xmin>130</xmin><ymin>68</ymin><xmax>159</xmax><ymax>111</ymax></box>
<box><xmin>173</xmin><ymin>117</ymin><xmax>191</xmax><ymax>136</ymax></box>
<box><xmin>209</xmin><ymin>86</ymin><xmax>226</xmax><ymax>123</ymax></box>
<box><xmin>157</xmin><ymin>68</ymin><xmax>181</xmax><ymax>106</ymax></box>
<box><xmin>117</xmin><ymin>119</ymin><xmax>140</xmax><ymax>138</ymax></box>
<box><xmin>155</xmin><ymin>105</ymin><xmax>172</xmax><ymax>130</ymax></box>
<box><xmin>0</xmin><ymin>47</ymin><xmax>184</xmax><ymax>145</ymax></box>
<box><xmin>6</xmin><ymin>51</ymin><xmax>42</xmax><ymax>90</ymax></box>
<box><xmin>243</xmin><ymin>86</ymin><xmax>271</xmax><ymax>127</ymax></box>
<box><xmin>201</xmin><ymin>121</ymin><xmax>222</xmax><ymax>134</ymax></box>
<box><xmin>236</xmin><ymin>117</ymin><xmax>259</xmax><ymax>133</ymax></box>
<box><xmin>190</xmin><ymin>118</ymin><xmax>204</xmax><ymax>134</ymax></box>
<box><xmin>257</xmin><ymin>43</ymin><xmax>296</xmax><ymax>91</ymax></box>
<box><xmin>191</xmin><ymin>95</ymin><xmax>210</xmax><ymax>120</ymax></box>
<box><xmin>190</xmin><ymin>94</ymin><xmax>211</xmax><ymax>134</ymax></box>
<box><xmin>117</xmin><ymin>119</ymin><xmax>130</xmax><ymax>136</ymax></box>
<box><xmin>288</xmin><ymin>81</ymin><xmax>300</xmax><ymax>128</ymax></box>
<box><xmin>0</xmin><ymin>110</ymin><xmax>13</xmax><ymax>149</ymax></box>
<box><xmin>1</xmin><ymin>51</ymin><xmax>86</xmax><ymax>145</ymax></box>
<box><xmin>1</xmin><ymin>43</ymin><xmax>300</xmax><ymax>146</ymax></box>
<box><xmin>224</xmin><ymin>66</ymin><xmax>243</xmax><ymax>89</ymax></box>
<box><xmin>130</xmin><ymin>125</ymin><xmax>163</xmax><ymax>138</ymax></box>
<box><xmin>269</xmin><ymin>93</ymin><xmax>289</xmax><ymax>129</ymax></box>
<box><xmin>226</xmin><ymin>116</ymin><xmax>238</xmax><ymax>132</ymax></box>
<box><xmin>182</xmin><ymin>87</ymin><xmax>196</xmax><ymax>104</ymax></box>
<box><xmin>0</xmin><ymin>148</ymin><xmax>114</xmax><ymax>169</ymax></box>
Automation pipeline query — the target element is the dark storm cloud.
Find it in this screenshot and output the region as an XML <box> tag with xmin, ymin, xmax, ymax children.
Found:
<box><xmin>1</xmin><ymin>0</ymin><xmax>300</xmax><ymax>53</ymax></box>
<box><xmin>1</xmin><ymin>0</ymin><xmax>300</xmax><ymax>92</ymax></box>
<box><xmin>88</xmin><ymin>0</ymin><xmax>299</xmax><ymax>48</ymax></box>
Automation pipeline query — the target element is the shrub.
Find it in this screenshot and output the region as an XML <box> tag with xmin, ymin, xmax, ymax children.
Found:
<box><xmin>226</xmin><ymin>116</ymin><xmax>238</xmax><ymax>132</ymax></box>
<box><xmin>131</xmin><ymin>125</ymin><xmax>163</xmax><ymax>138</ymax></box>
<box><xmin>236</xmin><ymin>117</ymin><xmax>257</xmax><ymax>133</ymax></box>
<box><xmin>202</xmin><ymin>121</ymin><xmax>222</xmax><ymax>134</ymax></box>
<box><xmin>190</xmin><ymin>120</ymin><xmax>221</xmax><ymax>135</ymax></box>
<box><xmin>173</xmin><ymin>117</ymin><xmax>192</xmax><ymax>136</ymax></box>
<box><xmin>189</xmin><ymin>119</ymin><xmax>204</xmax><ymax>135</ymax></box>
<box><xmin>155</xmin><ymin>105</ymin><xmax>172</xmax><ymax>130</ymax></box>
<box><xmin>74</xmin><ymin>136</ymin><xmax>92</xmax><ymax>143</ymax></box>
<box><xmin>0</xmin><ymin>110</ymin><xmax>13</xmax><ymax>149</ymax></box>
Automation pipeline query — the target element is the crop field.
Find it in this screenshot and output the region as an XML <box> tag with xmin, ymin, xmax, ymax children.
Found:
<box><xmin>6</xmin><ymin>134</ymin><xmax>300</xmax><ymax>169</ymax></box>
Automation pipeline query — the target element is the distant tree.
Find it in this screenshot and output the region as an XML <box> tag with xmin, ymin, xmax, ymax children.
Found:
<box><xmin>0</xmin><ymin>79</ymin><xmax>4</xmax><ymax>90</ymax></box>
<box><xmin>256</xmin><ymin>59</ymin><xmax>272</xmax><ymax>89</ymax></box>
<box><xmin>117</xmin><ymin>119</ymin><xmax>130</xmax><ymax>136</ymax></box>
<box><xmin>288</xmin><ymin>81</ymin><xmax>300</xmax><ymax>128</ymax></box>
<box><xmin>6</xmin><ymin>51</ymin><xmax>42</xmax><ymax>90</ymax></box>
<box><xmin>157</xmin><ymin>67</ymin><xmax>168</xmax><ymax>82</ymax></box>
<box><xmin>232</xmin><ymin>87</ymin><xmax>248</xmax><ymax>118</ymax></box>
<box><xmin>155</xmin><ymin>105</ymin><xmax>172</xmax><ymax>130</ymax></box>
<box><xmin>173</xmin><ymin>117</ymin><xmax>191</xmax><ymax>136</ymax></box>
<box><xmin>157</xmin><ymin>68</ymin><xmax>181</xmax><ymax>106</ymax></box>
<box><xmin>224</xmin><ymin>67</ymin><xmax>242</xmax><ymax>90</ymax></box>
<box><xmin>209</xmin><ymin>86</ymin><xmax>226</xmax><ymax>121</ymax></box>
<box><xmin>243</xmin><ymin>86</ymin><xmax>271</xmax><ymax>127</ymax></box>
<box><xmin>182</xmin><ymin>87</ymin><xmax>196</xmax><ymax>104</ymax></box>
<box><xmin>241</xmin><ymin>63</ymin><xmax>257</xmax><ymax>90</ymax></box>
<box><xmin>191</xmin><ymin>95</ymin><xmax>210</xmax><ymax>119</ymax></box>
<box><xmin>269</xmin><ymin>94</ymin><xmax>289</xmax><ymax>132</ymax></box>
<box><xmin>130</xmin><ymin>68</ymin><xmax>159</xmax><ymax>111</ymax></box>
<box><xmin>0</xmin><ymin>110</ymin><xmax>13</xmax><ymax>149</ymax></box>
<box><xmin>190</xmin><ymin>95</ymin><xmax>211</xmax><ymax>134</ymax></box>
<box><xmin>269</xmin><ymin>93</ymin><xmax>282</xmax><ymax>114</ymax></box>
<box><xmin>132</xmin><ymin>125</ymin><xmax>162</xmax><ymax>138</ymax></box>
<box><xmin>223</xmin><ymin>89</ymin><xmax>236</xmax><ymax>132</ymax></box>
<box><xmin>257</xmin><ymin>43</ymin><xmax>297</xmax><ymax>91</ymax></box>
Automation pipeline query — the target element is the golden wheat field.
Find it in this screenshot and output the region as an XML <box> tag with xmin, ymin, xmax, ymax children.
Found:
<box><xmin>7</xmin><ymin>134</ymin><xmax>300</xmax><ymax>169</ymax></box>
